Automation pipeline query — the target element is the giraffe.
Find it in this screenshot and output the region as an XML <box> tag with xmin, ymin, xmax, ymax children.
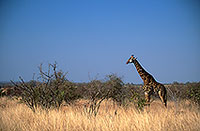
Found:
<box><xmin>126</xmin><ymin>55</ymin><xmax>167</xmax><ymax>107</ymax></box>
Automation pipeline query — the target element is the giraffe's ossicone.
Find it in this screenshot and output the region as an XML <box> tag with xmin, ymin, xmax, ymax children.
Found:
<box><xmin>126</xmin><ymin>55</ymin><xmax>167</xmax><ymax>107</ymax></box>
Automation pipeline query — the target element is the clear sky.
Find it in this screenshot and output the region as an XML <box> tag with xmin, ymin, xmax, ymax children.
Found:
<box><xmin>0</xmin><ymin>0</ymin><xmax>200</xmax><ymax>83</ymax></box>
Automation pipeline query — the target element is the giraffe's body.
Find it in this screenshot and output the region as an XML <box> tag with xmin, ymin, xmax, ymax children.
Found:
<box><xmin>127</xmin><ymin>55</ymin><xmax>167</xmax><ymax>107</ymax></box>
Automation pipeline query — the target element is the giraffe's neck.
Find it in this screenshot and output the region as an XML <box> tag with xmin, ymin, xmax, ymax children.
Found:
<box><xmin>133</xmin><ymin>59</ymin><xmax>153</xmax><ymax>83</ymax></box>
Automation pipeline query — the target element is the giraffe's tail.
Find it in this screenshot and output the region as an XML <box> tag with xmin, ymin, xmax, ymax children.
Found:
<box><xmin>163</xmin><ymin>87</ymin><xmax>167</xmax><ymax>108</ymax></box>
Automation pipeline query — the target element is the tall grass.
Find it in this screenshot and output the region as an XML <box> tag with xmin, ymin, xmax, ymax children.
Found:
<box><xmin>0</xmin><ymin>97</ymin><xmax>200</xmax><ymax>131</ymax></box>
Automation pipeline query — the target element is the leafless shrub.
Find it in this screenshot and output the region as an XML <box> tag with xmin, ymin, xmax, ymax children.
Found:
<box><xmin>11</xmin><ymin>63</ymin><xmax>80</xmax><ymax>112</ymax></box>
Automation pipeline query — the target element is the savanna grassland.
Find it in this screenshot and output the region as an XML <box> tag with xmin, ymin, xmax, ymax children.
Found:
<box><xmin>0</xmin><ymin>97</ymin><xmax>200</xmax><ymax>131</ymax></box>
<box><xmin>0</xmin><ymin>64</ymin><xmax>200</xmax><ymax>131</ymax></box>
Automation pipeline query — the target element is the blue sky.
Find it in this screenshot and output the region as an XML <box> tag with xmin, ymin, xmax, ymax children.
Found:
<box><xmin>0</xmin><ymin>0</ymin><xmax>200</xmax><ymax>83</ymax></box>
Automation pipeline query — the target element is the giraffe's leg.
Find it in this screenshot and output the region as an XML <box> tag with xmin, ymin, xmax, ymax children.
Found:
<box><xmin>143</xmin><ymin>85</ymin><xmax>152</xmax><ymax>107</ymax></box>
<box><xmin>158</xmin><ymin>85</ymin><xmax>167</xmax><ymax>108</ymax></box>
<box><xmin>144</xmin><ymin>91</ymin><xmax>151</xmax><ymax>106</ymax></box>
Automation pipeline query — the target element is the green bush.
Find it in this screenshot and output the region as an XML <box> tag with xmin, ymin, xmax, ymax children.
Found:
<box><xmin>186</xmin><ymin>83</ymin><xmax>200</xmax><ymax>105</ymax></box>
<box><xmin>129</xmin><ymin>89</ymin><xmax>146</xmax><ymax>110</ymax></box>
<box><xmin>104</xmin><ymin>74</ymin><xmax>127</xmax><ymax>106</ymax></box>
<box><xmin>84</xmin><ymin>80</ymin><xmax>110</xmax><ymax>116</ymax></box>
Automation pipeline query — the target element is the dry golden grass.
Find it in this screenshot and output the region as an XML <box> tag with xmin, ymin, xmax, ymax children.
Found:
<box><xmin>0</xmin><ymin>97</ymin><xmax>200</xmax><ymax>131</ymax></box>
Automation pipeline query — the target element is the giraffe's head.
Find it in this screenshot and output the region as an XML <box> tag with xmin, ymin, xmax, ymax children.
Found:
<box><xmin>126</xmin><ymin>55</ymin><xmax>137</xmax><ymax>64</ymax></box>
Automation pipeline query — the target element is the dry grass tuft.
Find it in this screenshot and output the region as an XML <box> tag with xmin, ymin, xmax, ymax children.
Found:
<box><xmin>0</xmin><ymin>97</ymin><xmax>200</xmax><ymax>131</ymax></box>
